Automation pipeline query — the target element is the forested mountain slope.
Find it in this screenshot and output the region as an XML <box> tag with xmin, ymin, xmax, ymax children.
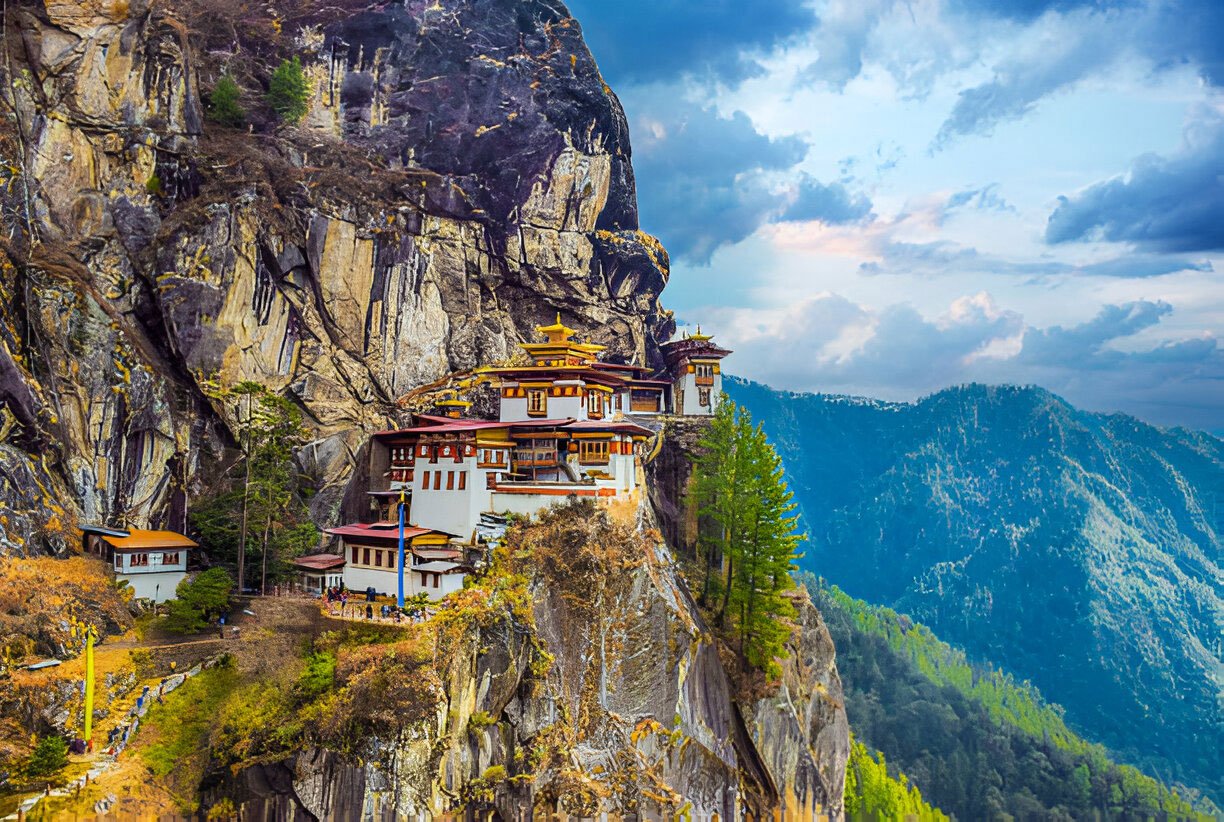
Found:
<box><xmin>727</xmin><ymin>377</ymin><xmax>1223</xmax><ymax>802</ymax></box>
<box><xmin>807</xmin><ymin>577</ymin><xmax>1214</xmax><ymax>821</ymax></box>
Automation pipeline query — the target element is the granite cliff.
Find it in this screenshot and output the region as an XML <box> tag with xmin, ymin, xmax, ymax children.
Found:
<box><xmin>0</xmin><ymin>0</ymin><xmax>673</xmax><ymax>550</ymax></box>
<box><xmin>0</xmin><ymin>2</ymin><xmax>850</xmax><ymax>819</ymax></box>
<box><xmin>199</xmin><ymin>502</ymin><xmax>848</xmax><ymax>821</ymax></box>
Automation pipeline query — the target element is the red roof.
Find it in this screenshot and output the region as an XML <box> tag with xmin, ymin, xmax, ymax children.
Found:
<box><xmin>562</xmin><ymin>420</ymin><xmax>654</xmax><ymax>436</ymax></box>
<box><xmin>325</xmin><ymin>522</ymin><xmax>453</xmax><ymax>540</ymax></box>
<box><xmin>375</xmin><ymin>420</ymin><xmax>507</xmax><ymax>437</ymax></box>
<box><xmin>293</xmin><ymin>553</ymin><xmax>346</xmax><ymax>571</ymax></box>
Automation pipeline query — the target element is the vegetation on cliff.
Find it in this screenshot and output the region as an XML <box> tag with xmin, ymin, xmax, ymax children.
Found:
<box><xmin>688</xmin><ymin>397</ymin><xmax>804</xmax><ymax>681</ymax></box>
<box><xmin>807</xmin><ymin>576</ymin><xmax>1215</xmax><ymax>821</ymax></box>
<box><xmin>193</xmin><ymin>382</ymin><xmax>318</xmax><ymax>594</ymax></box>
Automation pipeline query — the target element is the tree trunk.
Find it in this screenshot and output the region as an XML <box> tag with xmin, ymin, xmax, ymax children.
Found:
<box><xmin>237</xmin><ymin>393</ymin><xmax>251</xmax><ymax>593</ymax></box>
<box><xmin>260</xmin><ymin>506</ymin><xmax>272</xmax><ymax>596</ymax></box>
<box><xmin>717</xmin><ymin>554</ymin><xmax>733</xmax><ymax>626</ymax></box>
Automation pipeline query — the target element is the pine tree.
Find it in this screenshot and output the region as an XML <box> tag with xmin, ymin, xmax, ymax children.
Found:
<box><xmin>248</xmin><ymin>393</ymin><xmax>316</xmax><ymax>594</ymax></box>
<box><xmin>266</xmin><ymin>56</ymin><xmax>311</xmax><ymax>124</ymax></box>
<box><xmin>690</xmin><ymin>398</ymin><xmax>806</xmax><ymax>678</ymax></box>
<box><xmin>690</xmin><ymin>396</ymin><xmax>736</xmax><ymax>606</ymax></box>
<box><xmin>195</xmin><ymin>381</ymin><xmax>317</xmax><ymax>591</ymax></box>
<box><xmin>730</xmin><ymin>419</ymin><xmax>803</xmax><ymax>677</ymax></box>
<box><xmin>208</xmin><ymin>75</ymin><xmax>245</xmax><ymax>127</ymax></box>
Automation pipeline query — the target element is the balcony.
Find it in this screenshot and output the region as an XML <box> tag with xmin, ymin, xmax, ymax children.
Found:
<box><xmin>513</xmin><ymin>450</ymin><xmax>558</xmax><ymax>467</ymax></box>
<box><xmin>695</xmin><ymin>375</ymin><xmax>715</xmax><ymax>386</ymax></box>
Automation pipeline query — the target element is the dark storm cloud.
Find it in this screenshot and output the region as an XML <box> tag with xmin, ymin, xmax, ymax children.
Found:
<box><xmin>563</xmin><ymin>0</ymin><xmax>815</xmax><ymax>87</ymax></box>
<box><xmin>1045</xmin><ymin>109</ymin><xmax>1224</xmax><ymax>252</ymax></box>
<box><xmin>628</xmin><ymin>99</ymin><xmax>808</xmax><ymax>263</ymax></box>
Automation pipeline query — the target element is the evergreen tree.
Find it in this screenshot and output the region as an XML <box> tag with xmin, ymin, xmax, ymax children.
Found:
<box><xmin>690</xmin><ymin>396</ymin><xmax>736</xmax><ymax>607</ymax></box>
<box><xmin>690</xmin><ymin>397</ymin><xmax>805</xmax><ymax>678</ymax></box>
<box><xmin>164</xmin><ymin>568</ymin><xmax>235</xmax><ymax>633</ymax></box>
<box><xmin>194</xmin><ymin>382</ymin><xmax>318</xmax><ymax>591</ymax></box>
<box><xmin>23</xmin><ymin>736</ymin><xmax>68</xmax><ymax>779</ymax></box>
<box><xmin>208</xmin><ymin>75</ymin><xmax>245</xmax><ymax>127</ymax></box>
<box><xmin>266</xmin><ymin>56</ymin><xmax>311</xmax><ymax>124</ymax></box>
<box><xmin>729</xmin><ymin>419</ymin><xmax>803</xmax><ymax>677</ymax></box>
<box><xmin>248</xmin><ymin>393</ymin><xmax>317</xmax><ymax>594</ymax></box>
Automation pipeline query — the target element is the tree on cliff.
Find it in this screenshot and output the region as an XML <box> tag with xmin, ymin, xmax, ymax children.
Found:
<box><xmin>208</xmin><ymin>76</ymin><xmax>245</xmax><ymax>127</ymax></box>
<box><xmin>194</xmin><ymin>382</ymin><xmax>317</xmax><ymax>591</ymax></box>
<box><xmin>266</xmin><ymin>56</ymin><xmax>311</xmax><ymax>124</ymax></box>
<box><xmin>247</xmin><ymin>393</ymin><xmax>318</xmax><ymax>594</ymax></box>
<box><xmin>690</xmin><ymin>396</ymin><xmax>804</xmax><ymax>677</ymax></box>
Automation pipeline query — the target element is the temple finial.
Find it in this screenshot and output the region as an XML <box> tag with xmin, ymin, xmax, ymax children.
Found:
<box><xmin>556</xmin><ymin>311</ymin><xmax>561</xmax><ymax>325</ymax></box>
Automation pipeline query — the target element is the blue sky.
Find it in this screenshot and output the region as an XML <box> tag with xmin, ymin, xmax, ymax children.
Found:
<box><xmin>567</xmin><ymin>0</ymin><xmax>1224</xmax><ymax>430</ymax></box>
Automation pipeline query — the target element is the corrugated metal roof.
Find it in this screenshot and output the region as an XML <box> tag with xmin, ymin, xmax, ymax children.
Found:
<box><xmin>413</xmin><ymin>560</ymin><xmax>463</xmax><ymax>573</ymax></box>
<box><xmin>101</xmin><ymin>529</ymin><xmax>196</xmax><ymax>550</ymax></box>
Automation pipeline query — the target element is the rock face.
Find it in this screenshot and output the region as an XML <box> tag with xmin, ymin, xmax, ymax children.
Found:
<box><xmin>206</xmin><ymin>503</ymin><xmax>848</xmax><ymax>821</ymax></box>
<box><xmin>0</xmin><ymin>0</ymin><xmax>673</xmax><ymax>544</ymax></box>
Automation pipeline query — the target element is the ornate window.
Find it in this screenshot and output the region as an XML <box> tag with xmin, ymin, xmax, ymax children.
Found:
<box><xmin>527</xmin><ymin>389</ymin><xmax>547</xmax><ymax>416</ymax></box>
<box><xmin>699</xmin><ymin>388</ymin><xmax>711</xmax><ymax>407</ymax></box>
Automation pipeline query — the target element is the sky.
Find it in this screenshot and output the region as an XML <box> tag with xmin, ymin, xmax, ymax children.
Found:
<box><xmin>565</xmin><ymin>0</ymin><xmax>1224</xmax><ymax>431</ymax></box>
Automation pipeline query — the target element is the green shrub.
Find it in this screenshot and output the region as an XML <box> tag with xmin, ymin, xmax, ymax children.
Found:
<box><xmin>266</xmin><ymin>56</ymin><xmax>311</xmax><ymax>124</ymax></box>
<box><xmin>468</xmin><ymin>710</ymin><xmax>495</xmax><ymax>731</ymax></box>
<box><xmin>208</xmin><ymin>76</ymin><xmax>245</xmax><ymax>127</ymax></box>
<box><xmin>145</xmin><ymin>173</ymin><xmax>163</xmax><ymax>196</ymax></box>
<box><xmin>24</xmin><ymin>735</ymin><xmax>68</xmax><ymax>779</ymax></box>
<box><xmin>162</xmin><ymin>568</ymin><xmax>234</xmax><ymax>634</ymax></box>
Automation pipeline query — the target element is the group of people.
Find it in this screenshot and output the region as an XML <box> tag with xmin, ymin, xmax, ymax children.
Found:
<box><xmin>323</xmin><ymin>587</ymin><xmax>432</xmax><ymax>624</ymax></box>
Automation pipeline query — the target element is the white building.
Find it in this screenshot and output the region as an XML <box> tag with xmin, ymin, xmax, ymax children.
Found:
<box><xmin>80</xmin><ymin>526</ymin><xmax>195</xmax><ymax>603</ymax></box>
<box><xmin>660</xmin><ymin>330</ymin><xmax>731</xmax><ymax>416</ymax></box>
<box><xmin>331</xmin><ymin>318</ymin><xmax>732</xmax><ymax>603</ymax></box>
<box><xmin>326</xmin><ymin>523</ymin><xmax>466</xmax><ymax>601</ymax></box>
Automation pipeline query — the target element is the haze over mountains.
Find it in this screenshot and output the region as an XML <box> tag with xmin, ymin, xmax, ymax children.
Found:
<box><xmin>727</xmin><ymin>376</ymin><xmax>1224</xmax><ymax>803</ymax></box>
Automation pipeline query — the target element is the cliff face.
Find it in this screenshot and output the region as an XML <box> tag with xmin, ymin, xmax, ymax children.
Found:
<box><xmin>205</xmin><ymin>503</ymin><xmax>847</xmax><ymax>821</ymax></box>
<box><xmin>0</xmin><ymin>0</ymin><xmax>673</xmax><ymax>547</ymax></box>
<box><xmin>727</xmin><ymin>377</ymin><xmax>1224</xmax><ymax>803</ymax></box>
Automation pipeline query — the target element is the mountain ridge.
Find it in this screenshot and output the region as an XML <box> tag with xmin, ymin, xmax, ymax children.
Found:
<box><xmin>726</xmin><ymin>375</ymin><xmax>1223</xmax><ymax>803</ymax></box>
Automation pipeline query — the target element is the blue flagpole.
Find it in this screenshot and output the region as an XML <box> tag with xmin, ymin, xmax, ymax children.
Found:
<box><xmin>397</xmin><ymin>489</ymin><xmax>406</xmax><ymax>608</ymax></box>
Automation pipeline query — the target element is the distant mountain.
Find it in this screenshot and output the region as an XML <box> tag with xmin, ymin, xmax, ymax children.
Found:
<box><xmin>727</xmin><ymin>377</ymin><xmax>1223</xmax><ymax>802</ymax></box>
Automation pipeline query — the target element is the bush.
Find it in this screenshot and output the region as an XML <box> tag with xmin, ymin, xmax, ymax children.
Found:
<box><xmin>208</xmin><ymin>76</ymin><xmax>245</xmax><ymax>127</ymax></box>
<box><xmin>24</xmin><ymin>736</ymin><xmax>68</xmax><ymax>779</ymax></box>
<box><xmin>163</xmin><ymin>568</ymin><xmax>234</xmax><ymax>634</ymax></box>
<box><xmin>145</xmin><ymin>173</ymin><xmax>164</xmax><ymax>196</ymax></box>
<box><xmin>266</xmin><ymin>56</ymin><xmax>310</xmax><ymax>124</ymax></box>
<box><xmin>468</xmin><ymin>710</ymin><xmax>495</xmax><ymax>731</ymax></box>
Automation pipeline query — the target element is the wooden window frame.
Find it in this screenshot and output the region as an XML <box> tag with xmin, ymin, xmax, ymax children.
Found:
<box><xmin>434</xmin><ymin>471</ymin><xmax>442</xmax><ymax>490</ymax></box>
<box><xmin>362</xmin><ymin>547</ymin><xmax>370</xmax><ymax>565</ymax></box>
<box><xmin>374</xmin><ymin>550</ymin><xmax>383</xmax><ymax>568</ymax></box>
<box><xmin>458</xmin><ymin>471</ymin><xmax>467</xmax><ymax>491</ymax></box>
<box><xmin>446</xmin><ymin>471</ymin><xmax>455</xmax><ymax>490</ymax></box>
<box><xmin>578</xmin><ymin>439</ymin><xmax>610</xmax><ymax>465</ymax></box>
<box><xmin>527</xmin><ymin>388</ymin><xmax>547</xmax><ymax>416</ymax></box>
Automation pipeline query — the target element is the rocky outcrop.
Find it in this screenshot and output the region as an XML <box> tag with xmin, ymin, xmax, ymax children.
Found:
<box><xmin>207</xmin><ymin>502</ymin><xmax>848</xmax><ymax>821</ymax></box>
<box><xmin>0</xmin><ymin>0</ymin><xmax>673</xmax><ymax>544</ymax></box>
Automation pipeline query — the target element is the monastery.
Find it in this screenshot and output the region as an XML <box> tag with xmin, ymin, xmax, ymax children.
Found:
<box><xmin>320</xmin><ymin>319</ymin><xmax>730</xmax><ymax>600</ymax></box>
